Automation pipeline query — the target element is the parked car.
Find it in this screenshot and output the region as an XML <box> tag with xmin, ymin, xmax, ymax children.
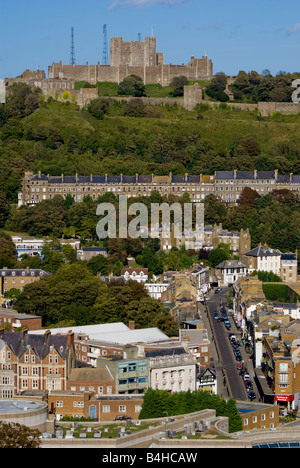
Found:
<box><xmin>114</xmin><ymin>415</ymin><xmax>132</xmax><ymax>421</ymax></box>
<box><xmin>245</xmin><ymin>380</ymin><xmax>253</xmax><ymax>389</ymax></box>
<box><xmin>215</xmin><ymin>288</ymin><xmax>222</xmax><ymax>294</ymax></box>
<box><xmin>248</xmin><ymin>391</ymin><xmax>256</xmax><ymax>400</ymax></box>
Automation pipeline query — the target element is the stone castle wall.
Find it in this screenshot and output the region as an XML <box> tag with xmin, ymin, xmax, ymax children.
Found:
<box><xmin>48</xmin><ymin>36</ymin><xmax>213</xmax><ymax>86</ymax></box>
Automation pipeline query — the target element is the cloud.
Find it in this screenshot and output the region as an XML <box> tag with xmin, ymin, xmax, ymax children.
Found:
<box><xmin>287</xmin><ymin>22</ymin><xmax>300</xmax><ymax>35</ymax></box>
<box><xmin>109</xmin><ymin>0</ymin><xmax>189</xmax><ymax>9</ymax></box>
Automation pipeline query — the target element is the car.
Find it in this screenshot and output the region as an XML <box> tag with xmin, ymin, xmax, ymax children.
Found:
<box><xmin>114</xmin><ymin>415</ymin><xmax>132</xmax><ymax>421</ymax></box>
<box><xmin>237</xmin><ymin>364</ymin><xmax>243</xmax><ymax>370</ymax></box>
<box><xmin>245</xmin><ymin>380</ymin><xmax>253</xmax><ymax>389</ymax></box>
<box><xmin>243</xmin><ymin>374</ymin><xmax>250</xmax><ymax>381</ymax></box>
<box><xmin>215</xmin><ymin>288</ymin><xmax>222</xmax><ymax>294</ymax></box>
<box><xmin>248</xmin><ymin>391</ymin><xmax>256</xmax><ymax>400</ymax></box>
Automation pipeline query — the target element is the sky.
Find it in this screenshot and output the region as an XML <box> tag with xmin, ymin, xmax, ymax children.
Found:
<box><xmin>1</xmin><ymin>0</ymin><xmax>300</xmax><ymax>79</ymax></box>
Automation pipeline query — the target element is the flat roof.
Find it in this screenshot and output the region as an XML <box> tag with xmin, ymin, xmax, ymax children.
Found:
<box><xmin>29</xmin><ymin>323</ymin><xmax>170</xmax><ymax>345</ymax></box>
<box><xmin>0</xmin><ymin>400</ymin><xmax>46</xmax><ymax>413</ymax></box>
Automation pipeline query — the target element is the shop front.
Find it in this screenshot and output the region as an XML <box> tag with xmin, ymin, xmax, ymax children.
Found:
<box><xmin>275</xmin><ymin>395</ymin><xmax>295</xmax><ymax>411</ymax></box>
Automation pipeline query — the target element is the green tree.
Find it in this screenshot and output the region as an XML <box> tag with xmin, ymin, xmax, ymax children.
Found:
<box><xmin>170</xmin><ymin>76</ymin><xmax>189</xmax><ymax>97</ymax></box>
<box><xmin>118</xmin><ymin>75</ymin><xmax>146</xmax><ymax>97</ymax></box>
<box><xmin>0</xmin><ymin>191</ymin><xmax>10</xmax><ymax>228</ymax></box>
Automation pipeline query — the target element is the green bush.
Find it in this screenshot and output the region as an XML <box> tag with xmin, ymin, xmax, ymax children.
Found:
<box><xmin>139</xmin><ymin>389</ymin><xmax>242</xmax><ymax>433</ymax></box>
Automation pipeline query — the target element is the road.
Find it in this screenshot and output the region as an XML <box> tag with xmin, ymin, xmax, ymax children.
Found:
<box><xmin>204</xmin><ymin>288</ymin><xmax>249</xmax><ymax>401</ymax></box>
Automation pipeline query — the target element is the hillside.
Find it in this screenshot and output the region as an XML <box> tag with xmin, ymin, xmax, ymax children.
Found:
<box><xmin>1</xmin><ymin>85</ymin><xmax>300</xmax><ymax>204</ymax></box>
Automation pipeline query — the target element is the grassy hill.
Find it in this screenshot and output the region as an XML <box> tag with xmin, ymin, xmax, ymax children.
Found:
<box><xmin>1</xmin><ymin>93</ymin><xmax>300</xmax><ymax>203</ymax></box>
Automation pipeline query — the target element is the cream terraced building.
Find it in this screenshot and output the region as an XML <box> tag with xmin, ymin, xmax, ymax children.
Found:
<box><xmin>18</xmin><ymin>170</ymin><xmax>300</xmax><ymax>207</ymax></box>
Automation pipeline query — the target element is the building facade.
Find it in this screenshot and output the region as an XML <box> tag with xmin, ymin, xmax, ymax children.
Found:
<box><xmin>242</xmin><ymin>245</ymin><xmax>282</xmax><ymax>276</ymax></box>
<box><xmin>0</xmin><ymin>329</ymin><xmax>77</xmax><ymax>398</ymax></box>
<box><xmin>0</xmin><ymin>268</ymin><xmax>51</xmax><ymax>296</ymax></box>
<box><xmin>19</xmin><ymin>170</ymin><xmax>300</xmax><ymax>208</ymax></box>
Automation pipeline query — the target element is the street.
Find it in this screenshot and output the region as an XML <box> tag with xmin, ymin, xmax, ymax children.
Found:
<box><xmin>201</xmin><ymin>288</ymin><xmax>256</xmax><ymax>402</ymax></box>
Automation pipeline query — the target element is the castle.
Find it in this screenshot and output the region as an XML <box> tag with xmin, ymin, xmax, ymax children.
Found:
<box><xmin>48</xmin><ymin>36</ymin><xmax>213</xmax><ymax>85</ymax></box>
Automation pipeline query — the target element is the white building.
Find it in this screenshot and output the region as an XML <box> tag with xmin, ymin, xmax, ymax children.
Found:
<box><xmin>12</xmin><ymin>236</ymin><xmax>80</xmax><ymax>259</ymax></box>
<box><xmin>242</xmin><ymin>245</ymin><xmax>282</xmax><ymax>276</ymax></box>
<box><xmin>145</xmin><ymin>283</ymin><xmax>168</xmax><ymax>300</ymax></box>
<box><xmin>215</xmin><ymin>260</ymin><xmax>247</xmax><ymax>287</ymax></box>
<box><xmin>121</xmin><ymin>268</ymin><xmax>149</xmax><ymax>283</ymax></box>
<box><xmin>145</xmin><ymin>345</ymin><xmax>197</xmax><ymax>393</ymax></box>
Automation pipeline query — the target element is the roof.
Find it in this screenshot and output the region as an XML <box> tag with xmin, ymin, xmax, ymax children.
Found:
<box><xmin>0</xmin><ymin>269</ymin><xmax>51</xmax><ymax>277</ymax></box>
<box><xmin>121</xmin><ymin>268</ymin><xmax>148</xmax><ymax>275</ymax></box>
<box><xmin>2</xmin><ymin>331</ymin><xmax>71</xmax><ymax>360</ymax></box>
<box><xmin>68</xmin><ymin>367</ymin><xmax>114</xmax><ymax>382</ymax></box>
<box><xmin>82</xmin><ymin>247</ymin><xmax>107</xmax><ymax>252</ymax></box>
<box><xmin>29</xmin><ymin>323</ymin><xmax>170</xmax><ymax>345</ymax></box>
<box><xmin>216</xmin><ymin>260</ymin><xmax>247</xmax><ymax>269</ymax></box>
<box><xmin>145</xmin><ymin>347</ymin><xmax>187</xmax><ymax>358</ymax></box>
<box><xmin>243</xmin><ymin>245</ymin><xmax>281</xmax><ymax>257</ymax></box>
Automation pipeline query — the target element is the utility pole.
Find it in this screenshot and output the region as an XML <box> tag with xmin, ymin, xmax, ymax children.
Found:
<box><xmin>70</xmin><ymin>27</ymin><xmax>76</xmax><ymax>65</ymax></box>
<box><xmin>103</xmin><ymin>24</ymin><xmax>108</xmax><ymax>65</ymax></box>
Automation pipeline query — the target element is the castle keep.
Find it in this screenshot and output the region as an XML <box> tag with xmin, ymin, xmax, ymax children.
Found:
<box><xmin>48</xmin><ymin>36</ymin><xmax>213</xmax><ymax>85</ymax></box>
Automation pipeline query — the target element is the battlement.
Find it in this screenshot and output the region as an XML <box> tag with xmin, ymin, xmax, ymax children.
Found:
<box><xmin>46</xmin><ymin>36</ymin><xmax>212</xmax><ymax>86</ymax></box>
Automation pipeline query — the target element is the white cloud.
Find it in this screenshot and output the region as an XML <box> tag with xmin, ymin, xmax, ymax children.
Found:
<box><xmin>109</xmin><ymin>0</ymin><xmax>189</xmax><ymax>9</ymax></box>
<box><xmin>287</xmin><ymin>22</ymin><xmax>300</xmax><ymax>35</ymax></box>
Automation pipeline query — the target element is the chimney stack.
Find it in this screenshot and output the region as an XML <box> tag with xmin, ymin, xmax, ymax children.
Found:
<box><xmin>129</xmin><ymin>321</ymin><xmax>135</xmax><ymax>330</ymax></box>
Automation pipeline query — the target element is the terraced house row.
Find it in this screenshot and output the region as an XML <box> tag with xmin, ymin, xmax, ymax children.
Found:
<box><xmin>18</xmin><ymin>170</ymin><xmax>300</xmax><ymax>207</ymax></box>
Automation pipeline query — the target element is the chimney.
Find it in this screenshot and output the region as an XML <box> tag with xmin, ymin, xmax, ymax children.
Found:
<box><xmin>67</xmin><ymin>330</ymin><xmax>74</xmax><ymax>349</ymax></box>
<box><xmin>44</xmin><ymin>330</ymin><xmax>51</xmax><ymax>346</ymax></box>
<box><xmin>0</xmin><ymin>327</ymin><xmax>4</xmax><ymax>339</ymax></box>
<box><xmin>129</xmin><ymin>321</ymin><xmax>135</xmax><ymax>330</ymax></box>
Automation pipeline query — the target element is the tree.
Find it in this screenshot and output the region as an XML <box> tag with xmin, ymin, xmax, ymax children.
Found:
<box><xmin>0</xmin><ymin>191</ymin><xmax>10</xmax><ymax>228</ymax></box>
<box><xmin>237</xmin><ymin>187</ymin><xmax>261</xmax><ymax>207</ymax></box>
<box><xmin>208</xmin><ymin>245</ymin><xmax>230</xmax><ymax>267</ymax></box>
<box><xmin>170</xmin><ymin>76</ymin><xmax>189</xmax><ymax>97</ymax></box>
<box><xmin>5</xmin><ymin>83</ymin><xmax>42</xmax><ymax>119</ymax></box>
<box><xmin>118</xmin><ymin>75</ymin><xmax>146</xmax><ymax>97</ymax></box>
<box><xmin>88</xmin><ymin>98</ymin><xmax>111</xmax><ymax>120</ymax></box>
<box><xmin>0</xmin><ymin>232</ymin><xmax>17</xmax><ymax>268</ymax></box>
<box><xmin>0</xmin><ymin>421</ymin><xmax>41</xmax><ymax>448</ymax></box>
<box><xmin>124</xmin><ymin>98</ymin><xmax>145</xmax><ymax>117</ymax></box>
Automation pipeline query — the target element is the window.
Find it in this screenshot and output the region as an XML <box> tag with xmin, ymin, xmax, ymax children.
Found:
<box><xmin>119</xmin><ymin>405</ymin><xmax>126</xmax><ymax>413</ymax></box>
<box><xmin>56</xmin><ymin>401</ymin><xmax>63</xmax><ymax>408</ymax></box>
<box><xmin>279</xmin><ymin>363</ymin><xmax>289</xmax><ymax>372</ymax></box>
<box><xmin>103</xmin><ymin>405</ymin><xmax>110</xmax><ymax>413</ymax></box>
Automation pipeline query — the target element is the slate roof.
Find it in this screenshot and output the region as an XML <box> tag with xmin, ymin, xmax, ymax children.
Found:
<box><xmin>0</xmin><ymin>269</ymin><xmax>51</xmax><ymax>277</ymax></box>
<box><xmin>1</xmin><ymin>331</ymin><xmax>70</xmax><ymax>360</ymax></box>
<box><xmin>243</xmin><ymin>245</ymin><xmax>281</xmax><ymax>257</ymax></box>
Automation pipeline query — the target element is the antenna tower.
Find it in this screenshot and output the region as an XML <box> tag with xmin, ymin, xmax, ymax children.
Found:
<box><xmin>70</xmin><ymin>27</ymin><xmax>76</xmax><ymax>65</ymax></box>
<box><xmin>103</xmin><ymin>24</ymin><xmax>108</xmax><ymax>65</ymax></box>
